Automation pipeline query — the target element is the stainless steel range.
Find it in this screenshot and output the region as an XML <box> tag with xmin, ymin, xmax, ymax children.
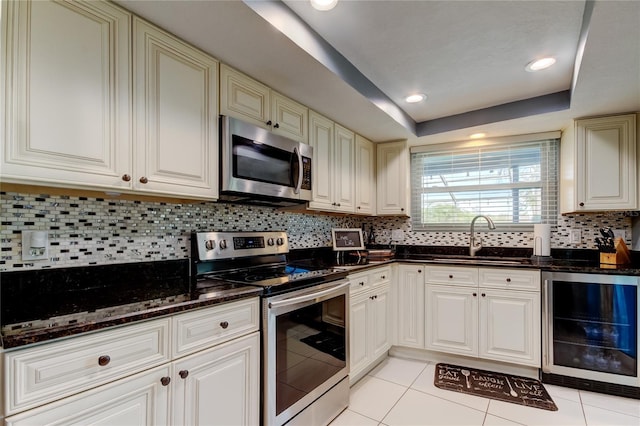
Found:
<box><xmin>192</xmin><ymin>231</ymin><xmax>350</xmax><ymax>425</ymax></box>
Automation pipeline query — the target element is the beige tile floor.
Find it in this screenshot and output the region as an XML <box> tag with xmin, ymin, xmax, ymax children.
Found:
<box><xmin>331</xmin><ymin>356</ymin><xmax>640</xmax><ymax>426</ymax></box>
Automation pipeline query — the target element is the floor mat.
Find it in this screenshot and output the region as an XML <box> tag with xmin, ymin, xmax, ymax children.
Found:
<box><xmin>299</xmin><ymin>331</ymin><xmax>345</xmax><ymax>360</ymax></box>
<box><xmin>434</xmin><ymin>363</ymin><xmax>558</xmax><ymax>411</ymax></box>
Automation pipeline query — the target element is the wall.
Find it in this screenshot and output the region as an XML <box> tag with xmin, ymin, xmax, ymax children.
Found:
<box><xmin>0</xmin><ymin>189</ymin><xmax>633</xmax><ymax>272</ymax></box>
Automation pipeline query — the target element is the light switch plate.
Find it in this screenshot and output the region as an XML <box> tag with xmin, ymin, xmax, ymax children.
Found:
<box><xmin>570</xmin><ymin>229</ymin><xmax>581</xmax><ymax>244</ymax></box>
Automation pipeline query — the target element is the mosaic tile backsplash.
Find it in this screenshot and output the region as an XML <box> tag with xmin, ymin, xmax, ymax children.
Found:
<box><xmin>0</xmin><ymin>190</ymin><xmax>634</xmax><ymax>271</ymax></box>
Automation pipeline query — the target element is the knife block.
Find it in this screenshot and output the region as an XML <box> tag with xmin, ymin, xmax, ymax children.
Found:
<box><xmin>599</xmin><ymin>238</ymin><xmax>631</xmax><ymax>265</ymax></box>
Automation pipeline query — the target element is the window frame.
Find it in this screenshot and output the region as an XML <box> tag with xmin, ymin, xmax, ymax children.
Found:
<box><xmin>409</xmin><ymin>132</ymin><xmax>560</xmax><ymax>232</ymax></box>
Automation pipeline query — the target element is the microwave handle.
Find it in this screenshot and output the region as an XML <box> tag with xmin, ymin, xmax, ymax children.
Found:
<box><xmin>293</xmin><ymin>147</ymin><xmax>303</xmax><ymax>194</ymax></box>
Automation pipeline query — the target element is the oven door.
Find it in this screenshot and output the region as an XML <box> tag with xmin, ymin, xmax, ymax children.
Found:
<box><xmin>542</xmin><ymin>272</ymin><xmax>639</xmax><ymax>387</ymax></box>
<box><xmin>263</xmin><ymin>280</ymin><xmax>350</xmax><ymax>426</ymax></box>
<box><xmin>220</xmin><ymin>115</ymin><xmax>312</xmax><ymax>201</ymax></box>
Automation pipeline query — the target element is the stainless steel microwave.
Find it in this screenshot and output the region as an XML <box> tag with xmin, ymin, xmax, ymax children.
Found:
<box><xmin>219</xmin><ymin>115</ymin><xmax>312</xmax><ymax>206</ymax></box>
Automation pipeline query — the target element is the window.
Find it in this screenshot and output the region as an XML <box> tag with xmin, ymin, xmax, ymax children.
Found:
<box><xmin>410</xmin><ymin>132</ymin><xmax>559</xmax><ymax>231</ymax></box>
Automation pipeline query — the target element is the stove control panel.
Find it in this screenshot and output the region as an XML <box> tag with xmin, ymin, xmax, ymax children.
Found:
<box><xmin>195</xmin><ymin>231</ymin><xmax>289</xmax><ymax>261</ymax></box>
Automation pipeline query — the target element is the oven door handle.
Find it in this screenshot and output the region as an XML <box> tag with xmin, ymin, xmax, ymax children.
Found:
<box><xmin>268</xmin><ymin>281</ymin><xmax>349</xmax><ymax>309</ymax></box>
<box><xmin>542</xmin><ymin>279</ymin><xmax>550</xmax><ymax>370</ymax></box>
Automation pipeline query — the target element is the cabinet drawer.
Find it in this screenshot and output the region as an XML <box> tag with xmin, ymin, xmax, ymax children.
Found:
<box><xmin>369</xmin><ymin>266</ymin><xmax>391</xmax><ymax>287</ymax></box>
<box><xmin>425</xmin><ymin>266</ymin><xmax>478</xmax><ymax>287</ymax></box>
<box><xmin>349</xmin><ymin>272</ymin><xmax>370</xmax><ymax>295</ymax></box>
<box><xmin>4</xmin><ymin>318</ymin><xmax>170</xmax><ymax>416</ymax></box>
<box><xmin>172</xmin><ymin>298</ymin><xmax>260</xmax><ymax>358</ymax></box>
<box><xmin>479</xmin><ymin>268</ymin><xmax>540</xmax><ymax>291</ymax></box>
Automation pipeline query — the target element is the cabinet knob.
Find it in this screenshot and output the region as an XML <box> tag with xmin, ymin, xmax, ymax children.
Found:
<box><xmin>381</xmin><ymin>275</ymin><xmax>386</xmax><ymax>279</ymax></box>
<box><xmin>473</xmin><ymin>292</ymin><xmax>477</xmax><ymax>297</ymax></box>
<box><xmin>449</xmin><ymin>275</ymin><xmax>453</xmax><ymax>279</ymax></box>
<box><xmin>121</xmin><ymin>174</ymin><xmax>131</xmax><ymax>182</ymax></box>
<box><xmin>179</xmin><ymin>370</ymin><xmax>189</xmax><ymax>379</ymax></box>
<box><xmin>418</xmin><ymin>270</ymin><xmax>422</xmax><ymax>273</ymax></box>
<box><xmin>481</xmin><ymin>293</ymin><xmax>486</xmax><ymax>297</ymax></box>
<box><xmin>161</xmin><ymin>376</ymin><xmax>171</xmax><ymax>386</ymax></box>
<box><xmin>359</xmin><ymin>281</ymin><xmax>365</xmax><ymax>286</ymax></box>
<box><xmin>266</xmin><ymin>120</ymin><xmax>272</xmax><ymax>126</ymax></box>
<box><xmin>139</xmin><ymin>176</ymin><xmax>148</xmax><ymax>184</ymax></box>
<box><xmin>274</xmin><ymin>123</ymin><xmax>280</xmax><ymax>129</ymax></box>
<box><xmin>506</xmin><ymin>278</ymin><xmax>511</xmax><ymax>283</ymax></box>
<box><xmin>98</xmin><ymin>355</ymin><xmax>111</xmax><ymax>366</ymax></box>
<box><xmin>579</xmin><ymin>202</ymin><xmax>585</xmax><ymax>207</ymax></box>
<box><xmin>220</xmin><ymin>321</ymin><xmax>229</xmax><ymax>329</ymax></box>
<box><xmin>357</xmin><ymin>206</ymin><xmax>361</xmax><ymax>210</ymax></box>
<box><xmin>401</xmin><ymin>208</ymin><xmax>405</xmax><ymax>212</ymax></box>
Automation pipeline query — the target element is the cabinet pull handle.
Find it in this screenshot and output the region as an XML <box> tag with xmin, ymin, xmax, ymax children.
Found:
<box><xmin>274</xmin><ymin>123</ymin><xmax>280</xmax><ymax>128</ymax></box>
<box><xmin>473</xmin><ymin>292</ymin><xmax>477</xmax><ymax>297</ymax></box>
<box><xmin>266</xmin><ymin>120</ymin><xmax>272</xmax><ymax>126</ymax></box>
<box><xmin>98</xmin><ymin>355</ymin><xmax>111</xmax><ymax>366</ymax></box>
<box><xmin>161</xmin><ymin>377</ymin><xmax>171</xmax><ymax>386</ymax></box>
<box><xmin>220</xmin><ymin>321</ymin><xmax>229</xmax><ymax>329</ymax></box>
<box><xmin>179</xmin><ymin>370</ymin><xmax>189</xmax><ymax>379</ymax></box>
<box><xmin>121</xmin><ymin>174</ymin><xmax>131</xmax><ymax>182</ymax></box>
<box><xmin>506</xmin><ymin>278</ymin><xmax>511</xmax><ymax>283</ymax></box>
<box><xmin>481</xmin><ymin>293</ymin><xmax>486</xmax><ymax>297</ymax></box>
<box><xmin>139</xmin><ymin>176</ymin><xmax>148</xmax><ymax>184</ymax></box>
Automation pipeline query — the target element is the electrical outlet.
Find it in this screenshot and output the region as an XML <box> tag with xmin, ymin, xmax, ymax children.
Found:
<box><xmin>391</xmin><ymin>229</ymin><xmax>404</xmax><ymax>241</ymax></box>
<box><xmin>570</xmin><ymin>229</ymin><xmax>581</xmax><ymax>244</ymax></box>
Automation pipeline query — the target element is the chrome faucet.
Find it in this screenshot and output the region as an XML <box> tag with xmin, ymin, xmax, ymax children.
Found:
<box><xmin>469</xmin><ymin>215</ymin><xmax>496</xmax><ymax>256</ymax></box>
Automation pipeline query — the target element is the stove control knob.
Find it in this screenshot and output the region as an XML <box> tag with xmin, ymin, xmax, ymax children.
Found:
<box><xmin>219</xmin><ymin>239</ymin><xmax>227</xmax><ymax>249</ymax></box>
<box><xmin>276</xmin><ymin>237</ymin><xmax>284</xmax><ymax>246</ymax></box>
<box><xmin>267</xmin><ymin>238</ymin><xmax>275</xmax><ymax>246</ymax></box>
<box><xmin>204</xmin><ymin>240</ymin><xmax>215</xmax><ymax>251</ymax></box>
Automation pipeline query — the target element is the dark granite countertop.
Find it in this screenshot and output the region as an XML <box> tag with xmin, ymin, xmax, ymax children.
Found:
<box><xmin>1</xmin><ymin>260</ymin><xmax>262</xmax><ymax>349</ymax></box>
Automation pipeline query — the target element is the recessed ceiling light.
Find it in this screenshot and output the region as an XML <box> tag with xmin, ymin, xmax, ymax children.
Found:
<box><xmin>525</xmin><ymin>57</ymin><xmax>556</xmax><ymax>72</ymax></box>
<box><xmin>405</xmin><ymin>93</ymin><xmax>426</xmax><ymax>103</ymax></box>
<box><xmin>310</xmin><ymin>0</ymin><xmax>338</xmax><ymax>11</ymax></box>
<box><xmin>469</xmin><ymin>132</ymin><xmax>486</xmax><ymax>139</ymax></box>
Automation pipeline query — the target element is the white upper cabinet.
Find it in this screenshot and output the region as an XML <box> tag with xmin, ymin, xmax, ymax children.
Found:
<box><xmin>307</xmin><ymin>111</ymin><xmax>355</xmax><ymax>213</ymax></box>
<box><xmin>377</xmin><ymin>140</ymin><xmax>410</xmax><ymax>216</ymax></box>
<box><xmin>220</xmin><ymin>64</ymin><xmax>308</xmax><ymax>143</ymax></box>
<box><xmin>561</xmin><ymin>113</ymin><xmax>638</xmax><ymax>212</ymax></box>
<box><xmin>1</xmin><ymin>0</ymin><xmax>132</xmax><ymax>190</ymax></box>
<box><xmin>133</xmin><ymin>18</ymin><xmax>219</xmax><ymax>199</ymax></box>
<box><xmin>355</xmin><ymin>135</ymin><xmax>376</xmax><ymax>215</ymax></box>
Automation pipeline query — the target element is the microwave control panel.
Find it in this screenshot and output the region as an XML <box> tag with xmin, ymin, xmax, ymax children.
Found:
<box><xmin>301</xmin><ymin>156</ymin><xmax>312</xmax><ymax>190</ymax></box>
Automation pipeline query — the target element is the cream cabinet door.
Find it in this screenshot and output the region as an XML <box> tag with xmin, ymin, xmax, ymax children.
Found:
<box><xmin>219</xmin><ymin>64</ymin><xmax>270</xmax><ymax>128</ymax></box>
<box><xmin>479</xmin><ymin>289</ymin><xmax>541</xmax><ymax>367</ymax></box>
<box><xmin>349</xmin><ymin>292</ymin><xmax>370</xmax><ymax>383</ymax></box>
<box><xmin>134</xmin><ymin>19</ymin><xmax>219</xmax><ymax>199</ymax></box>
<box><xmin>172</xmin><ymin>332</ymin><xmax>260</xmax><ymax>426</ymax></box>
<box><xmin>5</xmin><ymin>366</ymin><xmax>170</xmax><ymax>426</ymax></box>
<box><xmin>271</xmin><ymin>92</ymin><xmax>308</xmax><ymax>142</ymax></box>
<box><xmin>1</xmin><ymin>0</ymin><xmax>132</xmax><ymax>189</ymax></box>
<box><xmin>377</xmin><ymin>141</ymin><xmax>410</xmax><ymax>216</ymax></box>
<box><xmin>396</xmin><ymin>265</ymin><xmax>425</xmax><ymax>348</ymax></box>
<box><xmin>425</xmin><ymin>284</ymin><xmax>478</xmax><ymax>356</ymax></box>
<box><xmin>308</xmin><ymin>111</ymin><xmax>335</xmax><ymax>210</ymax></box>
<box><xmin>355</xmin><ymin>134</ymin><xmax>376</xmax><ymax>215</ymax></box>
<box><xmin>575</xmin><ymin>114</ymin><xmax>637</xmax><ymax>211</ymax></box>
<box><xmin>370</xmin><ymin>286</ymin><xmax>391</xmax><ymax>360</ymax></box>
<box><xmin>333</xmin><ymin>124</ymin><xmax>356</xmax><ymax>213</ymax></box>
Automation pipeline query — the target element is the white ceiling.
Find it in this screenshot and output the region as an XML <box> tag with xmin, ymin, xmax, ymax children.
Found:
<box><xmin>117</xmin><ymin>0</ymin><xmax>640</xmax><ymax>146</ymax></box>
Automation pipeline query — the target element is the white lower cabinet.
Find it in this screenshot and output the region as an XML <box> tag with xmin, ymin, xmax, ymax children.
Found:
<box><xmin>3</xmin><ymin>298</ymin><xmax>260</xmax><ymax>425</ymax></box>
<box><xmin>349</xmin><ymin>266</ymin><xmax>391</xmax><ymax>383</ymax></box>
<box><xmin>424</xmin><ymin>266</ymin><xmax>541</xmax><ymax>367</ymax></box>
<box><xmin>395</xmin><ymin>264</ymin><xmax>425</xmax><ymax>348</ymax></box>
<box><xmin>5</xmin><ymin>366</ymin><xmax>171</xmax><ymax>426</ymax></box>
<box><xmin>171</xmin><ymin>332</ymin><xmax>260</xmax><ymax>426</ymax></box>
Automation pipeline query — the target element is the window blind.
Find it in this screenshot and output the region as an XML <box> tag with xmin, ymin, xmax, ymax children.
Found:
<box><xmin>410</xmin><ymin>136</ymin><xmax>559</xmax><ymax>231</ymax></box>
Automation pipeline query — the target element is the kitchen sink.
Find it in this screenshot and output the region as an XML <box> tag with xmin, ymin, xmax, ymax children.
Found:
<box><xmin>424</xmin><ymin>255</ymin><xmax>531</xmax><ymax>266</ymax></box>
